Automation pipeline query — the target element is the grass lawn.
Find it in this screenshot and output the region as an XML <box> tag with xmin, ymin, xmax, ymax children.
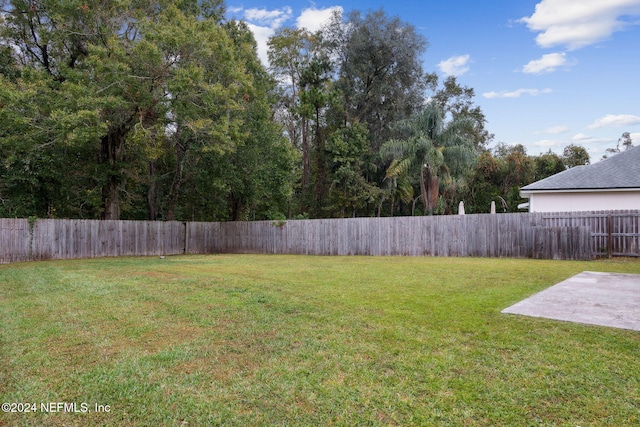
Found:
<box><xmin>1</xmin><ymin>255</ymin><xmax>639</xmax><ymax>426</ymax></box>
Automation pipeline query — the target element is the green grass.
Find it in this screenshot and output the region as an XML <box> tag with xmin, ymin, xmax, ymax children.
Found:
<box><xmin>1</xmin><ymin>255</ymin><xmax>639</xmax><ymax>426</ymax></box>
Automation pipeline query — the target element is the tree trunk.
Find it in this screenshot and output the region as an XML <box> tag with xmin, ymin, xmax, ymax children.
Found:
<box><xmin>390</xmin><ymin>194</ymin><xmax>395</xmax><ymax>217</ymax></box>
<box><xmin>166</xmin><ymin>169</ymin><xmax>182</xmax><ymax>221</ymax></box>
<box><xmin>300</xmin><ymin>117</ymin><xmax>309</xmax><ymax>214</ymax></box>
<box><xmin>421</xmin><ymin>165</ymin><xmax>439</xmax><ymax>215</ymax></box>
<box><xmin>147</xmin><ymin>161</ymin><xmax>157</xmax><ymax>220</ymax></box>
<box><xmin>313</xmin><ymin>107</ymin><xmax>325</xmax><ymax>213</ymax></box>
<box><xmin>101</xmin><ymin>177</ymin><xmax>120</xmax><ymax>220</ymax></box>
<box><xmin>419</xmin><ymin>166</ymin><xmax>428</xmax><ymax>214</ymax></box>
<box><xmin>428</xmin><ymin>175</ymin><xmax>439</xmax><ymax>213</ymax></box>
<box><xmin>166</xmin><ymin>139</ymin><xmax>189</xmax><ymax>221</ymax></box>
<box><xmin>100</xmin><ymin>129</ymin><xmax>126</xmax><ymax>220</ymax></box>
<box><xmin>229</xmin><ymin>193</ymin><xmax>249</xmax><ymax>221</ymax></box>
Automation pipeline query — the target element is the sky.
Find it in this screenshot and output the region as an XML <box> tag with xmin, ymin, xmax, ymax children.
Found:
<box><xmin>226</xmin><ymin>0</ymin><xmax>640</xmax><ymax>161</ymax></box>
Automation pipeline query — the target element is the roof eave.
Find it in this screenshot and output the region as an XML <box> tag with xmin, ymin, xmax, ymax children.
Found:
<box><xmin>520</xmin><ymin>187</ymin><xmax>640</xmax><ymax>197</ymax></box>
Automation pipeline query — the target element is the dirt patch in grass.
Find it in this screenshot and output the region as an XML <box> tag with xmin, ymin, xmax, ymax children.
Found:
<box><xmin>46</xmin><ymin>321</ymin><xmax>206</xmax><ymax>364</ymax></box>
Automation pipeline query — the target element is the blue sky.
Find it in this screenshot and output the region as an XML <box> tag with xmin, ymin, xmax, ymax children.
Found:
<box><xmin>227</xmin><ymin>0</ymin><xmax>640</xmax><ymax>161</ymax></box>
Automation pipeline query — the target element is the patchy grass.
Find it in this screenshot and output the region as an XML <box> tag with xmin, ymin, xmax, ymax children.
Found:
<box><xmin>1</xmin><ymin>255</ymin><xmax>639</xmax><ymax>426</ymax></box>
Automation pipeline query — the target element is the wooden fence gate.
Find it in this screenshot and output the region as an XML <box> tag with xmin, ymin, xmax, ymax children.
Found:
<box><xmin>541</xmin><ymin>210</ymin><xmax>640</xmax><ymax>258</ymax></box>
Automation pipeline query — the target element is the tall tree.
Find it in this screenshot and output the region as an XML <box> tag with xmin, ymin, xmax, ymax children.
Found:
<box><xmin>381</xmin><ymin>103</ymin><xmax>477</xmax><ymax>215</ymax></box>
<box><xmin>326</xmin><ymin>122</ymin><xmax>380</xmax><ymax>217</ymax></box>
<box><xmin>220</xmin><ymin>20</ymin><xmax>295</xmax><ymax>221</ymax></box>
<box><xmin>534</xmin><ymin>150</ymin><xmax>565</xmax><ymax>181</ymax></box>
<box><xmin>268</xmin><ymin>28</ymin><xmax>318</xmax><ymax>213</ymax></box>
<box><xmin>562</xmin><ymin>144</ymin><xmax>590</xmax><ymax>168</ymax></box>
<box><xmin>145</xmin><ymin>6</ymin><xmax>248</xmax><ymax>220</ymax></box>
<box><xmin>0</xmin><ymin>0</ymin><xmax>261</xmax><ymax>220</ymax></box>
<box><xmin>268</xmin><ymin>27</ymin><xmax>341</xmax><ymax>216</ymax></box>
<box><xmin>432</xmin><ymin>75</ymin><xmax>494</xmax><ymax>149</ymax></box>
<box><xmin>462</xmin><ymin>144</ymin><xmax>538</xmax><ymax>214</ymax></box>
<box><xmin>603</xmin><ymin>131</ymin><xmax>634</xmax><ymax>159</ymax></box>
<box><xmin>299</xmin><ymin>54</ymin><xmax>335</xmax><ymax>213</ymax></box>
<box><xmin>333</xmin><ymin>9</ymin><xmax>428</xmax><ymax>151</ymax></box>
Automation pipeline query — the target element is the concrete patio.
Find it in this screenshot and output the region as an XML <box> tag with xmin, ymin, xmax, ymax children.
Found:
<box><xmin>502</xmin><ymin>271</ymin><xmax>640</xmax><ymax>332</ymax></box>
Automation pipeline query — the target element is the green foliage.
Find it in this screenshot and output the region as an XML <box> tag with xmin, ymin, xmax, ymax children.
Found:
<box><xmin>381</xmin><ymin>103</ymin><xmax>478</xmax><ymax>215</ymax></box>
<box><xmin>326</xmin><ymin>123</ymin><xmax>381</xmax><ymax>217</ymax></box>
<box><xmin>0</xmin><ymin>1</ymin><xmax>292</xmax><ymax>221</ymax></box>
<box><xmin>0</xmin><ymin>70</ymin><xmax>104</xmax><ymax>217</ymax></box>
<box><xmin>267</xmin><ymin>27</ymin><xmax>322</xmax><ymax>216</ymax></box>
<box><xmin>432</xmin><ymin>75</ymin><xmax>494</xmax><ymax>149</ymax></box>
<box><xmin>1</xmin><ymin>2</ymin><xmax>539</xmax><ymax>221</ymax></box>
<box><xmin>460</xmin><ymin>144</ymin><xmax>579</xmax><ymax>213</ymax></box>
<box><xmin>335</xmin><ymin>9</ymin><xmax>428</xmax><ymax>151</ymax></box>
<box><xmin>534</xmin><ymin>150</ymin><xmax>566</xmax><ymax>181</ymax></box>
<box><xmin>603</xmin><ymin>131</ymin><xmax>634</xmax><ymax>160</ymax></box>
<box><xmin>562</xmin><ymin>143</ymin><xmax>590</xmax><ymax>168</ymax></box>
<box><xmin>268</xmin><ymin>8</ymin><xmax>435</xmax><ymax>218</ymax></box>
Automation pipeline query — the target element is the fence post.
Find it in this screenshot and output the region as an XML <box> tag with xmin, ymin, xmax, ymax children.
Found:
<box><xmin>608</xmin><ymin>214</ymin><xmax>612</xmax><ymax>259</ymax></box>
<box><xmin>183</xmin><ymin>222</ymin><xmax>188</xmax><ymax>254</ymax></box>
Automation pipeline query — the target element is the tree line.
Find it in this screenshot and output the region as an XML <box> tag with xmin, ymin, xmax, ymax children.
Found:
<box><xmin>0</xmin><ymin>1</ymin><xmax>590</xmax><ymax>220</ymax></box>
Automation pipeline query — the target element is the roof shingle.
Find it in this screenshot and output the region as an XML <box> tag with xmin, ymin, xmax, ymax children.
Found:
<box><xmin>521</xmin><ymin>145</ymin><xmax>640</xmax><ymax>192</ymax></box>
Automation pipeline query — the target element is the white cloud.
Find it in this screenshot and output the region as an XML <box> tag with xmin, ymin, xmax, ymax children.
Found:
<box><xmin>296</xmin><ymin>6</ymin><xmax>342</xmax><ymax>32</ymax></box>
<box><xmin>534</xmin><ymin>139</ymin><xmax>561</xmax><ymax>147</ymax></box>
<box><xmin>531</xmin><ymin>132</ymin><xmax>613</xmax><ymax>151</ymax></box>
<box><xmin>482</xmin><ymin>88</ymin><xmax>552</xmax><ymax>99</ymax></box>
<box><xmin>227</xmin><ymin>6</ymin><xmax>243</xmax><ymax>14</ymax></box>
<box><xmin>572</xmin><ymin>133</ymin><xmax>611</xmax><ymax>144</ymax></box>
<box><xmin>587</xmin><ymin>114</ymin><xmax>640</xmax><ymax>129</ymax></box>
<box><xmin>522</xmin><ymin>52</ymin><xmax>574</xmax><ymax>74</ymax></box>
<box><xmin>545</xmin><ymin>125</ymin><xmax>570</xmax><ymax>134</ymax></box>
<box><xmin>246</xmin><ymin>23</ymin><xmax>274</xmax><ymax>66</ymax></box>
<box><xmin>573</xmin><ymin>133</ymin><xmax>592</xmax><ymax>141</ymax></box>
<box><xmin>235</xmin><ymin>6</ymin><xmax>341</xmax><ymax>66</ymax></box>
<box><xmin>437</xmin><ymin>55</ymin><xmax>471</xmax><ymax>76</ymax></box>
<box><xmin>237</xmin><ymin>7</ymin><xmax>294</xmax><ymax>66</ymax></box>
<box><xmin>244</xmin><ymin>7</ymin><xmax>292</xmax><ymax>29</ymax></box>
<box><xmin>520</xmin><ymin>0</ymin><xmax>640</xmax><ymax>50</ymax></box>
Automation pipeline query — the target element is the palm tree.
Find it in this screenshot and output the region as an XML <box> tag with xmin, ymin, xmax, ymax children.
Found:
<box><xmin>381</xmin><ymin>103</ymin><xmax>477</xmax><ymax>214</ymax></box>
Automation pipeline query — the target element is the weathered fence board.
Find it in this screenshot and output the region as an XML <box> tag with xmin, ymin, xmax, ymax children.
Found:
<box><xmin>0</xmin><ymin>218</ymin><xmax>31</xmax><ymax>264</ymax></box>
<box><xmin>31</xmin><ymin>219</ymin><xmax>185</xmax><ymax>260</ymax></box>
<box><xmin>186</xmin><ymin>222</ymin><xmax>219</xmax><ymax>254</ymax></box>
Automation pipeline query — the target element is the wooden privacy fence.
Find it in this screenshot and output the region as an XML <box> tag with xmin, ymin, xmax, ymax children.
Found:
<box><xmin>207</xmin><ymin>214</ymin><xmax>592</xmax><ymax>260</ymax></box>
<box><xmin>0</xmin><ymin>219</ymin><xmax>185</xmax><ymax>263</ymax></box>
<box><xmin>1</xmin><ymin>211</ymin><xmax>639</xmax><ymax>264</ymax></box>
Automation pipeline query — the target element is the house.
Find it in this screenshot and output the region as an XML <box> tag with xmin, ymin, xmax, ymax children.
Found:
<box><xmin>519</xmin><ymin>145</ymin><xmax>640</xmax><ymax>212</ymax></box>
